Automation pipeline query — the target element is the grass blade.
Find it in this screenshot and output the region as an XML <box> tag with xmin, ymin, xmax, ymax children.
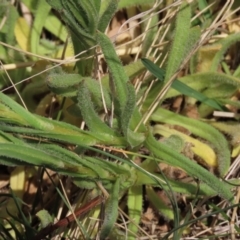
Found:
<box><xmin>142</xmin><ymin>58</ymin><xmax>224</xmax><ymax>110</ymax></box>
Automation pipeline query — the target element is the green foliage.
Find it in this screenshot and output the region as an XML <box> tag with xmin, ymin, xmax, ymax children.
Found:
<box><xmin>151</xmin><ymin>108</ymin><xmax>231</xmax><ymax>177</ymax></box>
<box><xmin>118</xmin><ymin>0</ymin><xmax>156</xmax><ymax>9</ymax></box>
<box><xmin>36</xmin><ymin>210</ymin><xmax>53</xmax><ymax>229</ymax></box>
<box><xmin>127</xmin><ymin>185</ymin><xmax>143</xmax><ymax>239</ymax></box>
<box><xmin>4</xmin><ymin>5</ymin><xmax>18</xmax><ymax>46</ymax></box>
<box><xmin>141</xmin><ymin>5</ymin><xmax>158</xmax><ymax>56</ymax></box>
<box><xmin>77</xmin><ymin>80</ymin><xmax>116</xmax><ymax>136</ymax></box>
<box><xmin>98</xmin><ymin>0</ymin><xmax>118</xmax><ymax>32</ymax></box>
<box><xmin>146</xmin><ymin>186</ymin><xmax>174</xmax><ymax>219</ymax></box>
<box><xmin>31</xmin><ymin>1</ymin><xmax>51</xmax><ymax>55</ymax></box>
<box><xmin>0</xmin><ymin>0</ymin><xmax>238</xmax><ymax>239</ymax></box>
<box><xmin>164</xmin><ymin>2</ymin><xmax>192</xmax><ymax>83</ymax></box>
<box><xmin>145</xmin><ymin>133</ymin><xmax>232</xmax><ymax>201</ymax></box>
<box><xmin>210</xmin><ymin>33</ymin><xmax>240</xmax><ymax>71</ymax></box>
<box><xmin>142</xmin><ymin>58</ymin><xmax>224</xmax><ymax>111</ymax></box>
<box><xmin>97</xmin><ymin>31</ymin><xmax>128</xmax><ymax>110</ymax></box>
<box><xmin>100</xmin><ymin>179</ymin><xmax>120</xmax><ymax>239</ymax></box>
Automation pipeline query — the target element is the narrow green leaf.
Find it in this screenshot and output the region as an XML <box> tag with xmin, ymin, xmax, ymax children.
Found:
<box><xmin>46</xmin><ymin>0</ymin><xmax>63</xmax><ymax>11</ymax></box>
<box><xmin>150</xmin><ymin>108</ymin><xmax>231</xmax><ymax>177</ymax></box>
<box><xmin>92</xmin><ymin>0</ymin><xmax>101</xmax><ymax>13</ymax></box>
<box><xmin>98</xmin><ymin>0</ymin><xmax>118</xmax><ymax>32</ymax></box>
<box><xmin>47</xmin><ymin>72</ymin><xmax>112</xmax><ymax>107</ymax></box>
<box><xmin>6</xmin><ymin>5</ymin><xmax>19</xmax><ymax>46</ymax></box>
<box><xmin>97</xmin><ymin>31</ymin><xmax>128</xmax><ymax>112</ymax></box>
<box><xmin>121</xmin><ymin>83</ymin><xmax>136</xmax><ymax>136</ymax></box>
<box><xmin>141</xmin><ymin>58</ymin><xmax>224</xmax><ymax>110</ymax></box>
<box><xmin>198</xmin><ymin>83</ymin><xmax>236</xmax><ymax>117</ymax></box>
<box><xmin>167</xmin><ymin>71</ymin><xmax>240</xmax><ymax>99</ymax></box>
<box><xmin>46</xmin><ymin>71</ymin><xmax>88</xmax><ymax>97</ymax></box>
<box><xmin>35</xmin><ymin>144</ymin><xmax>108</xmax><ymax>178</ymax></box>
<box><xmin>0</xmin><ymin>141</ymin><xmax>121</xmax><ymax>182</ymax></box>
<box><xmin>75</xmin><ymin>0</ymin><xmax>98</xmax><ymax>32</ymax></box>
<box><xmin>0</xmin><ymin>130</ymin><xmax>26</xmax><ymax>145</ymax></box>
<box><xmin>198</xmin><ymin>0</ymin><xmax>212</xmax><ymax>20</ymax></box>
<box><xmin>127</xmin><ymin>185</ymin><xmax>143</xmax><ymax>239</ymax></box>
<box><xmin>164</xmin><ymin>2</ymin><xmax>191</xmax><ymax>82</ymax></box>
<box><xmin>64</xmin><ymin>1</ymin><xmax>89</xmax><ymax>30</ymax></box>
<box><xmin>100</xmin><ymin>178</ymin><xmax>120</xmax><ymax>239</ymax></box>
<box><xmin>141</xmin><ymin>7</ymin><xmax>158</xmax><ymax>56</ymax></box>
<box><xmin>0</xmin><ymin>143</ymin><xmax>66</xmax><ymax>169</ymax></box>
<box><xmin>62</xmin><ymin>8</ymin><xmax>95</xmax><ymax>45</ymax></box>
<box><xmin>0</xmin><ymin>92</ymin><xmax>54</xmax><ymax>130</ymax></box>
<box><xmin>211</xmin><ymin>32</ymin><xmax>240</xmax><ymax>71</ymax></box>
<box><xmin>0</xmin><ymin>121</ymin><xmax>125</xmax><ymax>146</ymax></box>
<box><xmin>119</xmin><ymin>76</ymin><xmax>145</xmax><ymax>147</ymax></box>
<box><xmin>144</xmin><ymin>133</ymin><xmax>233</xmax><ymax>202</ymax></box>
<box><xmin>46</xmin><ymin>0</ymin><xmax>96</xmax><ymax>75</ymax></box>
<box><xmin>0</xmin><ymin>89</ymin><xmax>119</xmax><ymax>146</ymax></box>
<box><xmin>182</xmin><ymin>26</ymin><xmax>201</xmax><ymax>61</ymax></box>
<box><xmin>172</xmin><ymin>79</ymin><xmax>223</xmax><ymax>110</ymax></box>
<box><xmin>31</xmin><ymin>1</ymin><xmax>51</xmax><ymax>55</ymax></box>
<box><xmin>77</xmin><ymin>81</ymin><xmax>117</xmax><ymax>137</ymax></box>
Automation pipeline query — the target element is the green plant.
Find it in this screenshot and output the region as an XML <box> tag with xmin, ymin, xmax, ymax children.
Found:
<box><xmin>0</xmin><ymin>0</ymin><xmax>239</xmax><ymax>239</ymax></box>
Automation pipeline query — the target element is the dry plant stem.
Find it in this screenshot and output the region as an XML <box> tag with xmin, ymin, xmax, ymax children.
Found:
<box><xmin>191</xmin><ymin>2</ymin><xmax>215</xmax><ymax>22</ymax></box>
<box><xmin>1</xmin><ymin>50</ymin><xmax>100</xmax><ymax>93</ymax></box>
<box><xmin>59</xmin><ymin>178</ymin><xmax>84</xmax><ymax>236</ymax></box>
<box><xmin>118</xmin><ymin>211</ymin><xmax>128</xmax><ymax>239</ymax></box>
<box><xmin>96</xmin><ymin>181</ymin><xmax>110</xmax><ymax>199</ymax></box>
<box><xmin>133</xmin><ymin>1</ymin><xmax>161</xmax><ymax>61</ymax></box>
<box><xmin>0</xmin><ymin>40</ymin><xmax>79</xmax><ymax>63</ymax></box>
<box><xmin>20</xmin><ymin>1</ymin><xmax>32</xmax><ymax>25</ymax></box>
<box><xmin>135</xmin><ymin>25</ymin><xmax>170</xmax><ymax>109</ymax></box>
<box><xmin>230</xmin><ymin>187</ymin><xmax>240</xmax><ymax>239</ymax></box>
<box><xmin>226</xmin><ymin>155</ymin><xmax>240</xmax><ymax>179</ymax></box>
<box><xmin>97</xmin><ymin>60</ymin><xmax>108</xmax><ymax>115</ymax></box>
<box><xmin>193</xmin><ymin>214</ymin><xmax>214</xmax><ymax>237</ymax></box>
<box><xmin>0</xmin><ymin>61</ymin><xmax>35</xmax><ymax>70</ymax></box>
<box><xmin>225</xmin><ymin>16</ymin><xmax>240</xmax><ymax>26</ymax></box>
<box><xmin>213</xmin><ymin>111</ymin><xmax>238</xmax><ymax>118</ymax></box>
<box><xmin>135</xmin><ymin>8</ymin><xmax>174</xmax><ymax>96</ymax></box>
<box><xmin>199</xmin><ymin>0</ymin><xmax>234</xmax><ymax>45</ymax></box>
<box><xmin>0</xmin><ymin>41</ymin><xmax>138</xmax><ymax>72</ymax></box>
<box><xmin>117</xmin><ymin>207</ymin><xmax>154</xmax><ymax>239</ymax></box>
<box><xmin>0</xmin><ymin>11</ymin><xmax>7</xmax><ymax>30</ymax></box>
<box><xmin>151</xmin><ymin>9</ymin><xmax>176</xmax><ymax>60</ymax></box>
<box><xmin>195</xmin><ymin>227</ymin><xmax>214</xmax><ymax>238</ymax></box>
<box><xmin>107</xmin><ymin>0</ymin><xmax>180</xmax><ymax>59</ymax></box>
<box><xmin>210</xmin><ymin>200</ymin><xmax>228</xmax><ymax>228</ymax></box>
<box><xmin>112</xmin><ymin>0</ymin><xmax>162</xmax><ymax>44</ymax></box>
<box><xmin>56</xmin><ymin>179</ymin><xmax>68</xmax><ymax>224</ymax></box>
<box><xmin>34</xmin><ymin>196</ymin><xmax>103</xmax><ymax>240</ymax></box>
